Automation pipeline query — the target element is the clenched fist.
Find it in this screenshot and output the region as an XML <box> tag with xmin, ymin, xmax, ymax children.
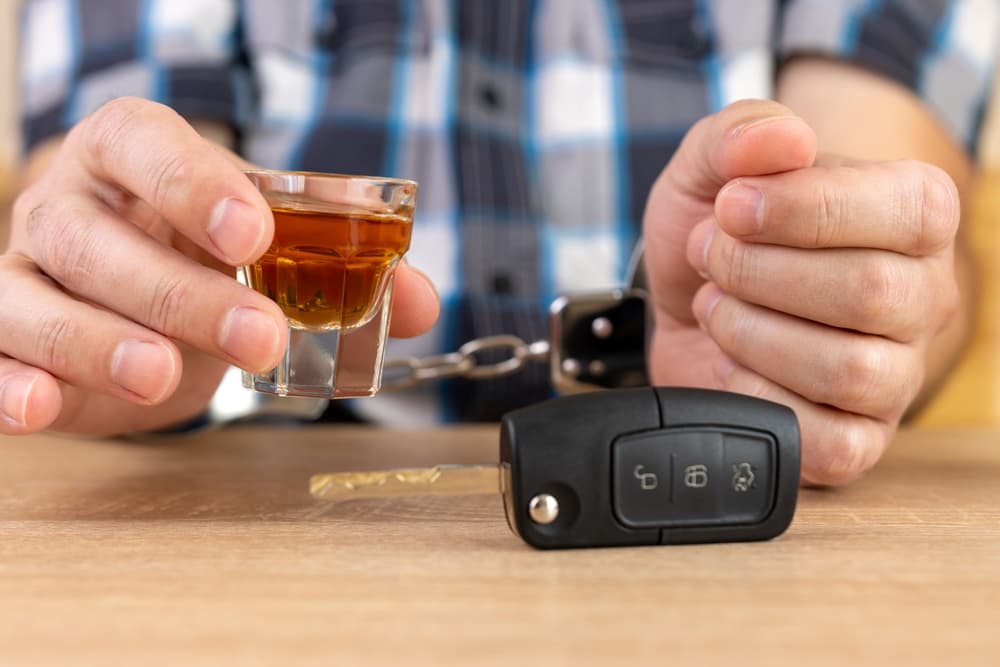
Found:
<box><xmin>643</xmin><ymin>100</ymin><xmax>961</xmax><ymax>486</ymax></box>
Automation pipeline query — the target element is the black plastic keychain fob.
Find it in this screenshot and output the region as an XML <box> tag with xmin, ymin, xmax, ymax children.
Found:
<box><xmin>499</xmin><ymin>387</ymin><xmax>800</xmax><ymax>549</ymax></box>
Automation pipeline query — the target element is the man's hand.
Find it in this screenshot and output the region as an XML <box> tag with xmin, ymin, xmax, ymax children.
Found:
<box><xmin>643</xmin><ymin>99</ymin><xmax>960</xmax><ymax>485</ymax></box>
<box><xmin>1</xmin><ymin>97</ymin><xmax>439</xmax><ymax>436</ymax></box>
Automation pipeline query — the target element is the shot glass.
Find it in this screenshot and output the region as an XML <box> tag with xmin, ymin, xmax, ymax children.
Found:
<box><xmin>239</xmin><ymin>170</ymin><xmax>417</xmax><ymax>398</ymax></box>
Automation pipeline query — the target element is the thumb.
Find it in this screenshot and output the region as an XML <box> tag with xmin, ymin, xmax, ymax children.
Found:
<box><xmin>642</xmin><ymin>100</ymin><xmax>817</xmax><ymax>325</ymax></box>
<box><xmin>388</xmin><ymin>262</ymin><xmax>440</xmax><ymax>338</ymax></box>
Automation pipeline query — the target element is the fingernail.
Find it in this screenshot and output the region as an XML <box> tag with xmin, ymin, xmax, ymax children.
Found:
<box><xmin>207</xmin><ymin>197</ymin><xmax>266</xmax><ymax>264</ymax></box>
<box><xmin>0</xmin><ymin>374</ymin><xmax>37</xmax><ymax>427</ymax></box>
<box><xmin>219</xmin><ymin>306</ymin><xmax>283</xmax><ymax>371</ymax></box>
<box><xmin>718</xmin><ymin>182</ymin><xmax>764</xmax><ymax>236</ymax></box>
<box><xmin>111</xmin><ymin>340</ymin><xmax>176</xmax><ymax>402</ymax></box>
<box><xmin>728</xmin><ymin>114</ymin><xmax>801</xmax><ymax>139</ymax></box>
<box><xmin>689</xmin><ymin>222</ymin><xmax>716</xmax><ymax>278</ymax></box>
<box><xmin>692</xmin><ymin>284</ymin><xmax>724</xmax><ymax>328</ymax></box>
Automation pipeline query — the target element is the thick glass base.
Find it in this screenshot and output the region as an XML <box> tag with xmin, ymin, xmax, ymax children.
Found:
<box><xmin>243</xmin><ymin>277</ymin><xmax>393</xmax><ymax>399</ymax></box>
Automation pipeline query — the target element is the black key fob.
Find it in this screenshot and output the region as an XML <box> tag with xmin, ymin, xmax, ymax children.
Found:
<box><xmin>499</xmin><ymin>387</ymin><xmax>800</xmax><ymax>549</ymax></box>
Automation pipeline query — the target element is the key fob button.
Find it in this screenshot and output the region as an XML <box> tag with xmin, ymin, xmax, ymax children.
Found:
<box><xmin>613</xmin><ymin>427</ymin><xmax>777</xmax><ymax>529</ymax></box>
<box><xmin>669</xmin><ymin>430</ymin><xmax>725</xmax><ymax>524</ymax></box>
<box><xmin>613</xmin><ymin>429</ymin><xmax>725</xmax><ymax>527</ymax></box>
<box><xmin>612</xmin><ymin>431</ymin><xmax>675</xmax><ymax>527</ymax></box>
<box><xmin>721</xmin><ymin>433</ymin><xmax>775</xmax><ymax>523</ymax></box>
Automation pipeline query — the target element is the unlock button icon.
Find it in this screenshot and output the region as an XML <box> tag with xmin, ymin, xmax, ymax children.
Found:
<box><xmin>633</xmin><ymin>465</ymin><xmax>658</xmax><ymax>490</ymax></box>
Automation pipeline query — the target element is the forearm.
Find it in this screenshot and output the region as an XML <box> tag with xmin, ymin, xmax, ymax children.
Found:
<box><xmin>777</xmin><ymin>58</ymin><xmax>977</xmax><ymax>416</ymax></box>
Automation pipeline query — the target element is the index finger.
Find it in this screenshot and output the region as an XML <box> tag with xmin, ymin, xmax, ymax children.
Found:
<box><xmin>714</xmin><ymin>160</ymin><xmax>959</xmax><ymax>256</ymax></box>
<box><xmin>65</xmin><ymin>97</ymin><xmax>273</xmax><ymax>265</ymax></box>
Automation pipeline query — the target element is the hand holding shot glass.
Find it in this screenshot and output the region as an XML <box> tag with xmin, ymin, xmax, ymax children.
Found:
<box><xmin>240</xmin><ymin>170</ymin><xmax>417</xmax><ymax>398</ymax></box>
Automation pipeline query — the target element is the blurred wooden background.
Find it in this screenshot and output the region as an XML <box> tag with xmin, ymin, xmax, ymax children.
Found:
<box><xmin>0</xmin><ymin>1</ymin><xmax>998</xmax><ymax>425</ymax></box>
<box><xmin>0</xmin><ymin>1</ymin><xmax>17</xmax><ymax>202</ymax></box>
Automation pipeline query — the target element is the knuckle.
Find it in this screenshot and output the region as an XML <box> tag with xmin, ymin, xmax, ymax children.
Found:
<box><xmin>834</xmin><ymin>343</ymin><xmax>887</xmax><ymax>409</ymax></box>
<box><xmin>12</xmin><ymin>187</ymin><xmax>41</xmax><ymax>232</ymax></box>
<box><xmin>894</xmin><ymin>161</ymin><xmax>959</xmax><ymax>255</ymax></box>
<box><xmin>813</xmin><ymin>180</ymin><xmax>845</xmax><ymax>248</ymax></box>
<box><xmin>77</xmin><ymin>97</ymin><xmax>149</xmax><ymax>165</ymax></box>
<box><xmin>853</xmin><ymin>258</ymin><xmax>909</xmax><ymax>330</ymax></box>
<box><xmin>811</xmin><ymin>422</ymin><xmax>876</xmax><ymax>485</ymax></box>
<box><xmin>76</xmin><ymin>97</ymin><xmax>185</xmax><ymax>179</ymax></box>
<box><xmin>716</xmin><ymin>237</ymin><xmax>755</xmax><ymax>293</ymax></box>
<box><xmin>13</xmin><ymin>184</ymin><xmax>60</xmax><ymax>251</ymax></box>
<box><xmin>33</xmin><ymin>207</ymin><xmax>103</xmax><ymax>286</ymax></box>
<box><xmin>148</xmin><ymin>152</ymin><xmax>193</xmax><ymax>213</ymax></box>
<box><xmin>145</xmin><ymin>274</ymin><xmax>190</xmax><ymax>334</ymax></box>
<box><xmin>35</xmin><ymin>313</ymin><xmax>76</xmax><ymax>375</ymax></box>
<box><xmin>18</xmin><ymin>192</ymin><xmax>48</xmax><ymax>240</ymax></box>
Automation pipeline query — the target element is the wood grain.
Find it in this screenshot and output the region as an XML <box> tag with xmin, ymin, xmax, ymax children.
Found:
<box><xmin>0</xmin><ymin>425</ymin><xmax>997</xmax><ymax>666</ymax></box>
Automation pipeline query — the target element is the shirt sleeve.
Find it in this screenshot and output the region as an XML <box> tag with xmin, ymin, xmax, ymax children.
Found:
<box><xmin>18</xmin><ymin>0</ymin><xmax>250</xmax><ymax>154</ymax></box>
<box><xmin>779</xmin><ymin>0</ymin><xmax>1000</xmax><ymax>154</ymax></box>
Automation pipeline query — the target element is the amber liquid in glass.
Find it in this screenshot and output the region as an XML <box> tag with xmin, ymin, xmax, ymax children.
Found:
<box><xmin>248</xmin><ymin>203</ymin><xmax>413</xmax><ymax>331</ymax></box>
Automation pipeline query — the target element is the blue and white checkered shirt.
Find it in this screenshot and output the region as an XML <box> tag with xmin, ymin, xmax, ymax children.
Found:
<box><xmin>19</xmin><ymin>0</ymin><xmax>1000</xmax><ymax>424</ymax></box>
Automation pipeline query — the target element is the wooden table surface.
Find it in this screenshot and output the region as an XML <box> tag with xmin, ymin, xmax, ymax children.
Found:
<box><xmin>0</xmin><ymin>425</ymin><xmax>997</xmax><ymax>666</ymax></box>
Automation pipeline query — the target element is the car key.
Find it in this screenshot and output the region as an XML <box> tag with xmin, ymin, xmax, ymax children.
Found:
<box><xmin>311</xmin><ymin>387</ymin><xmax>800</xmax><ymax>549</ymax></box>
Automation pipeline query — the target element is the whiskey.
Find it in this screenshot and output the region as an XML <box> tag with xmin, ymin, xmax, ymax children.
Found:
<box><xmin>249</xmin><ymin>203</ymin><xmax>413</xmax><ymax>331</ymax></box>
<box><xmin>247</xmin><ymin>202</ymin><xmax>413</xmax><ymax>331</ymax></box>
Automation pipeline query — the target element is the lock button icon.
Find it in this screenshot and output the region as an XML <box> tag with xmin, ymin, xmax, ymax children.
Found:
<box><xmin>633</xmin><ymin>465</ymin><xmax>658</xmax><ymax>491</ymax></box>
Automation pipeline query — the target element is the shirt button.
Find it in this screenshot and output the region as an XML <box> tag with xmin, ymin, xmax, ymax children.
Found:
<box><xmin>315</xmin><ymin>27</ymin><xmax>338</xmax><ymax>50</ymax></box>
<box><xmin>491</xmin><ymin>272</ymin><xmax>514</xmax><ymax>295</ymax></box>
<box><xmin>478</xmin><ymin>83</ymin><xmax>502</xmax><ymax>110</ymax></box>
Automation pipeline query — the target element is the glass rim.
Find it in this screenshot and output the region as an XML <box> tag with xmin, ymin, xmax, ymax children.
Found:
<box><xmin>243</xmin><ymin>168</ymin><xmax>417</xmax><ymax>189</ymax></box>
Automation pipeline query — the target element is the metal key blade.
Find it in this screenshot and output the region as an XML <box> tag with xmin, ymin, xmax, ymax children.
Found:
<box><xmin>310</xmin><ymin>464</ymin><xmax>501</xmax><ymax>500</ymax></box>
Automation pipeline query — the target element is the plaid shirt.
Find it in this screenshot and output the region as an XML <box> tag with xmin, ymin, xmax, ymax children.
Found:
<box><xmin>19</xmin><ymin>0</ymin><xmax>1000</xmax><ymax>424</ymax></box>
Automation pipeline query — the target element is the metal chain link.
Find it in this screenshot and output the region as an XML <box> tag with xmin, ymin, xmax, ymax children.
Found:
<box><xmin>382</xmin><ymin>335</ymin><xmax>551</xmax><ymax>391</ymax></box>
